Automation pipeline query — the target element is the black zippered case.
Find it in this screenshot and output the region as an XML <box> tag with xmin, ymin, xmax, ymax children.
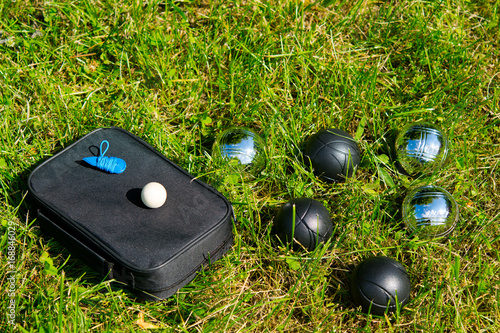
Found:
<box><xmin>28</xmin><ymin>127</ymin><xmax>233</xmax><ymax>301</ymax></box>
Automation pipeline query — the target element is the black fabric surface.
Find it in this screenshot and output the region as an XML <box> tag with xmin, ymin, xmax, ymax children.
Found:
<box><xmin>29</xmin><ymin>127</ymin><xmax>230</xmax><ymax>270</ymax></box>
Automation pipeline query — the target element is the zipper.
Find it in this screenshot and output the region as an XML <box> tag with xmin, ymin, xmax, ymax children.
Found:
<box><xmin>139</xmin><ymin>233</ymin><xmax>233</xmax><ymax>294</ymax></box>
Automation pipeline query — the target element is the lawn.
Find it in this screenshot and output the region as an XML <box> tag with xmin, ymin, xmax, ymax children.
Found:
<box><xmin>1</xmin><ymin>0</ymin><xmax>499</xmax><ymax>332</ymax></box>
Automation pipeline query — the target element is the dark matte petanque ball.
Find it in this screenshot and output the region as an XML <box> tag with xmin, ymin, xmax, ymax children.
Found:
<box><xmin>303</xmin><ymin>128</ymin><xmax>361</xmax><ymax>183</ymax></box>
<box><xmin>274</xmin><ymin>198</ymin><xmax>333</xmax><ymax>251</ymax></box>
<box><xmin>350</xmin><ymin>256</ymin><xmax>411</xmax><ymax>316</ymax></box>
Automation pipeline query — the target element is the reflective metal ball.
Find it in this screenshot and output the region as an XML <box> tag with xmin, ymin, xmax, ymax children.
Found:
<box><xmin>396</xmin><ymin>122</ymin><xmax>448</xmax><ymax>175</ymax></box>
<box><xmin>402</xmin><ymin>185</ymin><xmax>459</xmax><ymax>238</ymax></box>
<box><xmin>213</xmin><ymin>127</ymin><xmax>266</xmax><ymax>174</ymax></box>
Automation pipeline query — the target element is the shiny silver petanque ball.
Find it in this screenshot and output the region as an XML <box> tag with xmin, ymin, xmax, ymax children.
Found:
<box><xmin>212</xmin><ymin>127</ymin><xmax>266</xmax><ymax>175</ymax></box>
<box><xmin>396</xmin><ymin>122</ymin><xmax>449</xmax><ymax>175</ymax></box>
<box><xmin>303</xmin><ymin>128</ymin><xmax>361</xmax><ymax>183</ymax></box>
<box><xmin>402</xmin><ymin>185</ymin><xmax>459</xmax><ymax>238</ymax></box>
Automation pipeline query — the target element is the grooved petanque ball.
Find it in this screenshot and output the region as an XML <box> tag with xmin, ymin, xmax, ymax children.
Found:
<box><xmin>396</xmin><ymin>122</ymin><xmax>449</xmax><ymax>175</ymax></box>
<box><xmin>350</xmin><ymin>256</ymin><xmax>411</xmax><ymax>316</ymax></box>
<box><xmin>274</xmin><ymin>198</ymin><xmax>333</xmax><ymax>251</ymax></box>
<box><xmin>212</xmin><ymin>127</ymin><xmax>266</xmax><ymax>175</ymax></box>
<box><xmin>402</xmin><ymin>185</ymin><xmax>459</xmax><ymax>238</ymax></box>
<box><xmin>303</xmin><ymin>128</ymin><xmax>361</xmax><ymax>183</ymax></box>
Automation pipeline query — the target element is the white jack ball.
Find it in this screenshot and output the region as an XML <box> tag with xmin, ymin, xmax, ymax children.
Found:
<box><xmin>141</xmin><ymin>182</ymin><xmax>167</xmax><ymax>209</ymax></box>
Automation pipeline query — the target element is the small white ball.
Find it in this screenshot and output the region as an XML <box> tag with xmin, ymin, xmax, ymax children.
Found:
<box><xmin>141</xmin><ymin>182</ymin><xmax>167</xmax><ymax>209</ymax></box>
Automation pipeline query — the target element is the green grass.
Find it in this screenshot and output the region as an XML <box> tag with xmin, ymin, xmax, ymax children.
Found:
<box><xmin>1</xmin><ymin>0</ymin><xmax>499</xmax><ymax>331</ymax></box>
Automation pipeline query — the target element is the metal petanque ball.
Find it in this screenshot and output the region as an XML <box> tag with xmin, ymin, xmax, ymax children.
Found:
<box><xmin>350</xmin><ymin>256</ymin><xmax>411</xmax><ymax>316</ymax></box>
<box><xmin>402</xmin><ymin>185</ymin><xmax>459</xmax><ymax>238</ymax></box>
<box><xmin>303</xmin><ymin>128</ymin><xmax>361</xmax><ymax>183</ymax></box>
<box><xmin>213</xmin><ymin>127</ymin><xmax>266</xmax><ymax>175</ymax></box>
<box><xmin>396</xmin><ymin>122</ymin><xmax>449</xmax><ymax>175</ymax></box>
<box><xmin>274</xmin><ymin>198</ymin><xmax>333</xmax><ymax>251</ymax></box>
